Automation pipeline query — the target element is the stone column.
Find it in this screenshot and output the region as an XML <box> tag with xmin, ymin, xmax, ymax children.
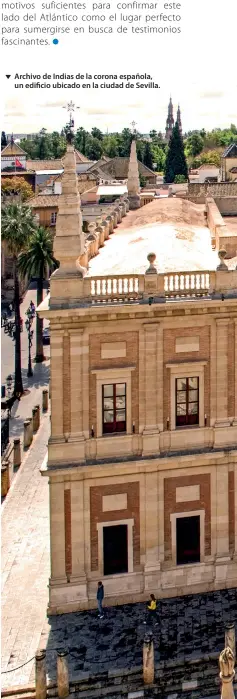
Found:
<box><xmin>156</xmin><ymin>323</ymin><xmax>164</xmax><ymax>432</ymax></box>
<box><xmin>210</xmin><ymin>319</ymin><xmax>217</xmax><ymax>426</ymax></box>
<box><xmin>50</xmin><ymin>332</ymin><xmax>64</xmax><ymax>439</ymax></box>
<box><xmin>215</xmin><ymin>464</ymin><xmax>230</xmax><ymax>561</ymax></box>
<box><xmin>215</xmin><ymin>319</ymin><xmax>230</xmax><ymax>427</ymax></box>
<box><xmin>143</xmin><ymin>324</ymin><xmax>159</xmax><ymax>453</ymax></box>
<box><xmin>57</xmin><ymin>650</ymin><xmax>69</xmax><ymax>698</ymax></box>
<box><xmin>32</xmin><ymin>407</ymin><xmax>38</xmax><ymax>433</ymax></box>
<box><xmin>144</xmin><ymin>471</ymin><xmax>159</xmax><ymax>582</ymax></box>
<box><xmin>233</xmin><ymin>319</ymin><xmax>237</xmax><ymax>425</ymax></box>
<box><xmin>70</xmin><ymin>330</ymin><xmax>84</xmax><ymax>441</ymax></box>
<box><xmin>49</xmin><ymin>481</ymin><xmax>67</xmax><ymax>583</ymax></box>
<box><xmin>24</xmin><ymin>419</ymin><xmax>32</xmax><ymax>448</ymax></box>
<box><xmin>42</xmin><ymin>390</ymin><xmax>49</xmax><ymax>412</ymax></box>
<box><xmin>70</xmin><ymin>480</ymin><xmax>88</xmax><ymax>600</ymax></box>
<box><xmin>13</xmin><ymin>438</ymin><xmax>21</xmax><ymax>468</ymax></box>
<box><xmin>35</xmin><ymin>650</ymin><xmax>47</xmax><ymax>699</ymax></box>
<box><xmin>82</xmin><ymin>330</ymin><xmax>89</xmax><ymax>439</ymax></box>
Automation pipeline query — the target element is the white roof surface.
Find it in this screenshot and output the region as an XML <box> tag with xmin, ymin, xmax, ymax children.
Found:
<box><xmin>87</xmin><ymin>221</ymin><xmax>219</xmax><ymax>276</ymax></box>
<box><xmin>97</xmin><ymin>184</ymin><xmax>127</xmax><ymax>196</ymax></box>
<box><xmin>36</xmin><ymin>169</ymin><xmax>63</xmax><ymax>175</ymax></box>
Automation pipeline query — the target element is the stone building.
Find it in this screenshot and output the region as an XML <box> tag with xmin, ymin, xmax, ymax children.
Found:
<box><xmin>38</xmin><ymin>144</ymin><xmax>237</xmax><ymax>615</ymax></box>
<box><xmin>220</xmin><ymin>144</ymin><xmax>237</xmax><ymax>182</ymax></box>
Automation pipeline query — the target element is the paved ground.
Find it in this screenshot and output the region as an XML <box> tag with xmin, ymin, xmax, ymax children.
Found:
<box><xmin>38</xmin><ymin>588</ymin><xmax>237</xmax><ymax>683</ymax></box>
<box><xmin>1</xmin><ymin>285</ymin><xmax>50</xmax><ymax>486</ymax></box>
<box><xmin>1</xmin><ymin>284</ymin><xmax>49</xmax><ymax>389</ymax></box>
<box><xmin>1</xmin><ymin>415</ymin><xmax>50</xmax><ymax>688</ymax></box>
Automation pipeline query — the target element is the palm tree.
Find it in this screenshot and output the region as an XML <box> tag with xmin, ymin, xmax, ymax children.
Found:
<box><xmin>18</xmin><ymin>227</ymin><xmax>58</xmax><ymax>363</ymax></box>
<box><xmin>1</xmin><ymin>203</ymin><xmax>37</xmax><ymax>395</ymax></box>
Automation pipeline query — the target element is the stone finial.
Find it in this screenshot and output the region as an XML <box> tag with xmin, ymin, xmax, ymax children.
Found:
<box><xmin>225</xmin><ymin>624</ymin><xmax>236</xmax><ymax>660</ymax></box>
<box><xmin>145</xmin><ymin>252</ymin><xmax>157</xmax><ymax>275</ymax></box>
<box><xmin>53</xmin><ymin>145</ymin><xmax>85</xmax><ymax>276</ymax></box>
<box><xmin>143</xmin><ymin>631</ymin><xmax>154</xmax><ymax>685</ymax></box>
<box><xmin>219</xmin><ymin>647</ymin><xmax>235</xmax><ymax>699</ymax></box>
<box><xmin>217</xmin><ymin>248</ymin><xmax>228</xmax><ymax>270</ymax></box>
<box><xmin>127</xmin><ymin>139</ymin><xmax>141</xmax><ymax>209</ymax></box>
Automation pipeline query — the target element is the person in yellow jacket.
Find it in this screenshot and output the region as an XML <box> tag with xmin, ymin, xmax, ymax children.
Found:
<box><xmin>144</xmin><ymin>593</ymin><xmax>158</xmax><ymax>626</ymax></box>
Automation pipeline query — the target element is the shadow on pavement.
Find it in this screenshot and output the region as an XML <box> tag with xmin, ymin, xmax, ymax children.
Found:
<box><xmin>43</xmin><ymin>589</ymin><xmax>237</xmax><ymax>683</ymax></box>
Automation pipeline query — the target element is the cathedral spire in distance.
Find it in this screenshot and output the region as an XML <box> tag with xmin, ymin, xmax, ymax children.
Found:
<box><xmin>176</xmin><ymin>104</ymin><xmax>182</xmax><ymax>134</ymax></box>
<box><xmin>165</xmin><ymin>96</ymin><xmax>174</xmax><ymax>141</ymax></box>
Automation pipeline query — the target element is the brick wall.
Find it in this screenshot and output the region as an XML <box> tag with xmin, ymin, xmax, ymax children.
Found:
<box><xmin>89</xmin><ymin>331</ymin><xmax>139</xmax><ymax>437</ymax></box>
<box><xmin>90</xmin><ymin>482</ymin><xmax>140</xmax><ymax>571</ymax></box>
<box><xmin>164</xmin><ymin>474</ymin><xmax>211</xmax><ymax>561</ymax></box>
<box><xmin>163</xmin><ymin>326</ymin><xmax>210</xmax><ymax>426</ymax></box>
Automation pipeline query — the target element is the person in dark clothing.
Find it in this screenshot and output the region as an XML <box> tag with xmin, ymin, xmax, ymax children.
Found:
<box><xmin>97</xmin><ymin>581</ymin><xmax>104</xmax><ymax>618</ymax></box>
<box><xmin>143</xmin><ymin>594</ymin><xmax>158</xmax><ymax>626</ymax></box>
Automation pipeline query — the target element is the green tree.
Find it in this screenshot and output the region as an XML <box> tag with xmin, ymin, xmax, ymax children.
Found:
<box><xmin>85</xmin><ymin>136</ymin><xmax>103</xmax><ymax>160</ymax></box>
<box><xmin>51</xmin><ymin>131</ymin><xmax>67</xmax><ymax>158</ymax></box>
<box><xmin>186</xmin><ymin>132</ymin><xmax>204</xmax><ymax>157</ymax></box>
<box><xmin>139</xmin><ymin>174</ymin><xmax>146</xmax><ymax>188</ymax></box>
<box><xmin>118</xmin><ymin>128</ymin><xmax>133</xmax><ymax>156</ymax></box>
<box><xmin>1</xmin><ymin>204</ymin><xmax>37</xmax><ymax>394</ymax></box>
<box><xmin>1</xmin><ymin>177</ymin><xmax>33</xmax><ymax>201</ymax></box>
<box><xmin>102</xmin><ymin>135</ymin><xmax>119</xmax><ymax>158</ymax></box>
<box><xmin>91</xmin><ymin>127</ymin><xmax>103</xmax><ymax>141</ymax></box>
<box><xmin>74</xmin><ymin>127</ymin><xmax>89</xmax><ymax>154</ymax></box>
<box><xmin>174</xmin><ymin>174</ymin><xmax>187</xmax><ymax>183</ymax></box>
<box><xmin>1</xmin><ymin>131</ymin><xmax>7</xmax><ymax>148</ymax></box>
<box><xmin>164</xmin><ymin>122</ymin><xmax>189</xmax><ymax>183</ymax></box>
<box><xmin>18</xmin><ymin>227</ymin><xmax>58</xmax><ymax>363</ymax></box>
<box><xmin>143</xmin><ymin>141</ymin><xmax>153</xmax><ymax>170</ymax></box>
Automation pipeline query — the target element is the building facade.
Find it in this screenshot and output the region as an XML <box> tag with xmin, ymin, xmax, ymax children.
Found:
<box><xmin>220</xmin><ymin>144</ymin><xmax>237</xmax><ymax>182</ymax></box>
<box><xmin>39</xmin><ymin>146</ymin><xmax>237</xmax><ymax>616</ymax></box>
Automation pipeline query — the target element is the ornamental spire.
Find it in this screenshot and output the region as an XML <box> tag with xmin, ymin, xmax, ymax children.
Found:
<box><xmin>127</xmin><ymin>139</ymin><xmax>141</xmax><ymax>209</ymax></box>
<box><xmin>165</xmin><ymin>96</ymin><xmax>174</xmax><ymax>141</ymax></box>
<box><xmin>53</xmin><ymin>143</ymin><xmax>85</xmax><ymax>275</ymax></box>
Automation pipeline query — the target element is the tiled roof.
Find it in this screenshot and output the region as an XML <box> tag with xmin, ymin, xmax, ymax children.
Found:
<box><xmin>222</xmin><ymin>143</ymin><xmax>237</xmax><ymax>158</ymax></box>
<box><xmin>229</xmin><ymin>167</ymin><xmax>237</xmax><ymax>173</ymax></box>
<box><xmin>87</xmin><ymin>156</ymin><xmax>156</xmax><ymax>179</ymax></box>
<box><xmin>197</xmin><ymin>164</ymin><xmax>219</xmax><ymax>170</ymax></box>
<box><xmin>26</xmin><ymin>150</ymin><xmax>92</xmax><ymax>171</ymax></box>
<box><xmin>1</xmin><ymin>141</ymin><xmax>27</xmax><ymax>156</ymax></box>
<box><xmin>26</xmin><ymin>159</ymin><xmax>63</xmax><ymax>171</ymax></box>
<box><xmin>29</xmin><ymin>195</ymin><xmax>60</xmax><ymax>207</ymax></box>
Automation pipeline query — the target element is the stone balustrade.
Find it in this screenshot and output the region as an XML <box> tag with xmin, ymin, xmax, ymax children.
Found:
<box><xmin>49</xmin><ymin>264</ymin><xmax>237</xmax><ymax>308</ymax></box>
<box><xmin>88</xmin><ymin>269</ymin><xmax>228</xmax><ymax>303</ymax></box>
<box><xmin>90</xmin><ymin>274</ymin><xmax>141</xmax><ymax>302</ymax></box>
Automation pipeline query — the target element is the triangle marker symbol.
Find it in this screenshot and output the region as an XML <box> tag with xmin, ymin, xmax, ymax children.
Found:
<box><xmin>6</xmin><ymin>75</ymin><xmax>11</xmax><ymax>79</ymax></box>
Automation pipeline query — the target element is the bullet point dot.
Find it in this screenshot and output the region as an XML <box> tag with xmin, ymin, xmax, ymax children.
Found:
<box><xmin>53</xmin><ymin>38</ymin><xmax>59</xmax><ymax>44</ymax></box>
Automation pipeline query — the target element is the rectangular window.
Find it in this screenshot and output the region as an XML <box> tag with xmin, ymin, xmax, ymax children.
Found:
<box><xmin>50</xmin><ymin>211</ymin><xmax>57</xmax><ymax>225</ymax></box>
<box><xmin>102</xmin><ymin>383</ymin><xmax>126</xmax><ymax>434</ymax></box>
<box><xmin>103</xmin><ymin>524</ymin><xmax>128</xmax><ymax>575</ymax></box>
<box><xmin>176</xmin><ymin>515</ymin><xmax>200</xmax><ymax>565</ymax></box>
<box><xmin>175</xmin><ymin>376</ymin><xmax>199</xmax><ymax>427</ymax></box>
